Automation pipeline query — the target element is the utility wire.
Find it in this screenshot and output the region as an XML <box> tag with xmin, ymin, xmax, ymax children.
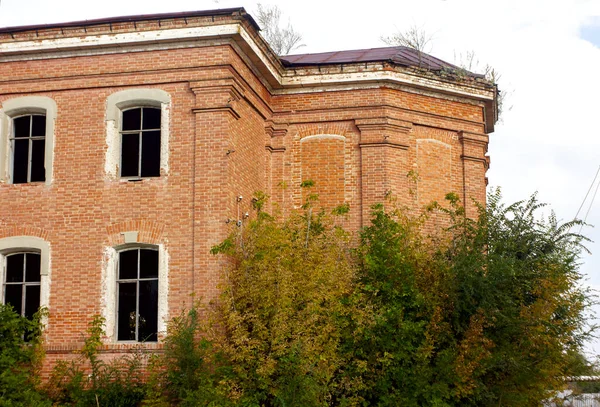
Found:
<box><xmin>575</xmin><ymin>165</ymin><xmax>600</xmax><ymax>221</ymax></box>
<box><xmin>576</xmin><ymin>165</ymin><xmax>600</xmax><ymax>233</ymax></box>
<box><xmin>580</xmin><ymin>178</ymin><xmax>600</xmax><ymax>234</ymax></box>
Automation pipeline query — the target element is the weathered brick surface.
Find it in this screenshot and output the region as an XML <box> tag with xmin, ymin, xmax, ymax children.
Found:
<box><xmin>0</xmin><ymin>10</ymin><xmax>493</xmax><ymax>375</ymax></box>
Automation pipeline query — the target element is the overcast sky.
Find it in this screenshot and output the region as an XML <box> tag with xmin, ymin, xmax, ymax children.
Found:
<box><xmin>2</xmin><ymin>0</ymin><xmax>600</xmax><ymax>354</ymax></box>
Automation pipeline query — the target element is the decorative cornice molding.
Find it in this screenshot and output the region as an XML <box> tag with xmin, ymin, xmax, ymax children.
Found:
<box><xmin>264</xmin><ymin>121</ymin><xmax>288</xmax><ymax>138</ymax></box>
<box><xmin>265</xmin><ymin>145</ymin><xmax>286</xmax><ymax>153</ymax></box>
<box><xmin>359</xmin><ymin>141</ymin><xmax>409</xmax><ymax>150</ymax></box>
<box><xmin>190</xmin><ymin>78</ymin><xmax>245</xmax><ymax>120</ymax></box>
<box><xmin>355</xmin><ymin>117</ymin><xmax>412</xmax><ymax>134</ymax></box>
<box><xmin>458</xmin><ymin>130</ymin><xmax>489</xmax><ymax>145</ymax></box>
<box><xmin>0</xmin><ymin>18</ymin><xmax>496</xmax><ymax>131</ymax></box>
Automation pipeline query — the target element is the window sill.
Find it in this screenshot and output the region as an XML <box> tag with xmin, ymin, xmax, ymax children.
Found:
<box><xmin>119</xmin><ymin>176</ymin><xmax>162</xmax><ymax>183</ymax></box>
<box><xmin>45</xmin><ymin>341</ymin><xmax>164</xmax><ymax>354</ymax></box>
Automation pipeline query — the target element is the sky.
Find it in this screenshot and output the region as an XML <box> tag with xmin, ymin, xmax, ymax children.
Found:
<box><xmin>1</xmin><ymin>0</ymin><xmax>600</xmax><ymax>353</ymax></box>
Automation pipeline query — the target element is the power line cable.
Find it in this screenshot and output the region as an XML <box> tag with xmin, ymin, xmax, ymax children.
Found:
<box><xmin>579</xmin><ymin>166</ymin><xmax>600</xmax><ymax>233</ymax></box>
<box><xmin>575</xmin><ymin>165</ymin><xmax>600</xmax><ymax>221</ymax></box>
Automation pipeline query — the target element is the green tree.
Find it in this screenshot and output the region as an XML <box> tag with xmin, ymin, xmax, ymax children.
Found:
<box><xmin>210</xmin><ymin>191</ymin><xmax>355</xmax><ymax>406</ymax></box>
<box><xmin>340</xmin><ymin>191</ymin><xmax>593</xmax><ymax>406</ymax></box>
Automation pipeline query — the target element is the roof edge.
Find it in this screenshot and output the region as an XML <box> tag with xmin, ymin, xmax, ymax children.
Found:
<box><xmin>0</xmin><ymin>8</ymin><xmax>261</xmax><ymax>34</ymax></box>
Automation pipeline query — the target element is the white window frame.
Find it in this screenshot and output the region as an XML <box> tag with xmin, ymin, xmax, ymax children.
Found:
<box><xmin>105</xmin><ymin>89</ymin><xmax>170</xmax><ymax>180</ymax></box>
<box><xmin>101</xmin><ymin>242</ymin><xmax>169</xmax><ymax>342</ymax></box>
<box><xmin>0</xmin><ymin>236</ymin><xmax>51</xmax><ymax>315</ymax></box>
<box><xmin>0</xmin><ymin>96</ymin><xmax>57</xmax><ymax>185</ymax></box>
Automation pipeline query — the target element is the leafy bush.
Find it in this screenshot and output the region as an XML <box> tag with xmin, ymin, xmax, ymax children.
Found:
<box><xmin>0</xmin><ymin>189</ymin><xmax>592</xmax><ymax>407</ymax></box>
<box><xmin>338</xmin><ymin>191</ymin><xmax>593</xmax><ymax>406</ymax></box>
<box><xmin>0</xmin><ymin>305</ymin><xmax>50</xmax><ymax>407</ymax></box>
<box><xmin>46</xmin><ymin>316</ymin><xmax>147</xmax><ymax>407</ymax></box>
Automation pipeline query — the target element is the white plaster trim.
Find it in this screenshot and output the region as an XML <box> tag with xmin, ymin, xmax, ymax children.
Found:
<box><xmin>300</xmin><ymin>134</ymin><xmax>346</xmax><ymax>143</ymax></box>
<box><xmin>0</xmin><ymin>25</ymin><xmax>240</xmax><ymax>55</ymax></box>
<box><xmin>236</xmin><ymin>24</ymin><xmax>282</xmax><ymax>84</ymax></box>
<box><xmin>0</xmin><ymin>236</ymin><xmax>51</xmax><ymax>312</ymax></box>
<box><xmin>101</xmin><ymin>244</ymin><xmax>169</xmax><ymax>342</ymax></box>
<box><xmin>121</xmin><ymin>231</ymin><xmax>138</xmax><ymax>244</ymax></box>
<box><xmin>0</xmin><ymin>96</ymin><xmax>57</xmax><ymax>185</ymax></box>
<box><xmin>101</xmin><ymin>247</ymin><xmax>117</xmax><ymax>340</ymax></box>
<box><xmin>0</xmin><ymin>23</ymin><xmax>491</xmax><ymax>102</ymax></box>
<box><xmin>281</xmin><ymin>70</ymin><xmax>494</xmax><ymax>101</ymax></box>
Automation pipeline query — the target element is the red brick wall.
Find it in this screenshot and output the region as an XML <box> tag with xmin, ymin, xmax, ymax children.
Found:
<box><xmin>0</xmin><ymin>20</ymin><xmax>490</xmax><ymax>374</ymax></box>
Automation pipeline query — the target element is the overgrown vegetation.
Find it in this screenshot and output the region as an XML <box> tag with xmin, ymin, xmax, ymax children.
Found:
<box><xmin>0</xmin><ymin>305</ymin><xmax>50</xmax><ymax>407</ymax></box>
<box><xmin>2</xmin><ymin>189</ymin><xmax>594</xmax><ymax>406</ymax></box>
<box><xmin>45</xmin><ymin>316</ymin><xmax>146</xmax><ymax>406</ymax></box>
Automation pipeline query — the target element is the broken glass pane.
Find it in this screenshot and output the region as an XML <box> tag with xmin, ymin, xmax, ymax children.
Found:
<box><xmin>121</xmin><ymin>133</ymin><xmax>140</xmax><ymax>177</ymax></box>
<box><xmin>119</xmin><ymin>250</ymin><xmax>138</xmax><ymax>280</ymax></box>
<box><xmin>25</xmin><ymin>253</ymin><xmax>41</xmax><ymax>282</ymax></box>
<box><xmin>12</xmin><ymin>139</ymin><xmax>29</xmax><ymax>184</ymax></box>
<box><xmin>140</xmin><ymin>131</ymin><xmax>160</xmax><ymax>177</ymax></box>
<box><xmin>13</xmin><ymin>116</ymin><xmax>30</xmax><ymax>138</ymax></box>
<box><xmin>122</xmin><ymin>108</ymin><xmax>141</xmax><ymax>131</ymax></box>
<box><xmin>139</xmin><ymin>280</ymin><xmax>158</xmax><ymax>342</ymax></box>
<box><xmin>117</xmin><ymin>282</ymin><xmax>137</xmax><ymax>341</ymax></box>
<box><xmin>139</xmin><ymin>249</ymin><xmax>158</xmax><ymax>278</ymax></box>
<box><xmin>6</xmin><ymin>253</ymin><xmax>24</xmax><ymax>282</ymax></box>
<box><xmin>5</xmin><ymin>285</ymin><xmax>23</xmax><ymax>315</ymax></box>
<box><xmin>30</xmin><ymin>139</ymin><xmax>45</xmax><ymax>182</ymax></box>
<box><xmin>31</xmin><ymin>115</ymin><xmax>46</xmax><ymax>137</ymax></box>
<box><xmin>142</xmin><ymin>108</ymin><xmax>160</xmax><ymax>130</ymax></box>
<box><xmin>25</xmin><ymin>285</ymin><xmax>40</xmax><ymax>319</ymax></box>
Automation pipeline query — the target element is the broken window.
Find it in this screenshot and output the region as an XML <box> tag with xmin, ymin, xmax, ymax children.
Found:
<box><xmin>117</xmin><ymin>248</ymin><xmax>158</xmax><ymax>342</ymax></box>
<box><xmin>120</xmin><ymin>107</ymin><xmax>161</xmax><ymax>178</ymax></box>
<box><xmin>10</xmin><ymin>114</ymin><xmax>46</xmax><ymax>183</ymax></box>
<box><xmin>3</xmin><ymin>252</ymin><xmax>41</xmax><ymax>319</ymax></box>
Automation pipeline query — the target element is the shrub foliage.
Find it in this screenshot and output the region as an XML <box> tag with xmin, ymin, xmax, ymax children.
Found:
<box><xmin>1</xmin><ymin>190</ymin><xmax>593</xmax><ymax>406</ymax></box>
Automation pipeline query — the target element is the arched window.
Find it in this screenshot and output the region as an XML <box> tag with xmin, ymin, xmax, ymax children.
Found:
<box><xmin>102</xmin><ymin>240</ymin><xmax>168</xmax><ymax>343</ymax></box>
<box><xmin>105</xmin><ymin>89</ymin><xmax>170</xmax><ymax>180</ymax></box>
<box><xmin>3</xmin><ymin>252</ymin><xmax>41</xmax><ymax>318</ymax></box>
<box><xmin>0</xmin><ymin>96</ymin><xmax>57</xmax><ymax>185</ymax></box>
<box><xmin>116</xmin><ymin>247</ymin><xmax>159</xmax><ymax>342</ymax></box>
<box><xmin>0</xmin><ymin>236</ymin><xmax>51</xmax><ymax>319</ymax></box>
<box><xmin>120</xmin><ymin>107</ymin><xmax>161</xmax><ymax>178</ymax></box>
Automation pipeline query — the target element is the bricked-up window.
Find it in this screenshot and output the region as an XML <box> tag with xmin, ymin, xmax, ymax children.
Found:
<box><xmin>10</xmin><ymin>114</ymin><xmax>46</xmax><ymax>183</ymax></box>
<box><xmin>3</xmin><ymin>252</ymin><xmax>41</xmax><ymax>319</ymax></box>
<box><xmin>117</xmin><ymin>248</ymin><xmax>158</xmax><ymax>342</ymax></box>
<box><xmin>120</xmin><ymin>107</ymin><xmax>161</xmax><ymax>178</ymax></box>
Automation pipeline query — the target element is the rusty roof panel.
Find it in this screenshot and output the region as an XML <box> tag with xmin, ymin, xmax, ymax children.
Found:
<box><xmin>281</xmin><ymin>46</ymin><xmax>483</xmax><ymax>78</ymax></box>
<box><xmin>0</xmin><ymin>8</ymin><xmax>259</xmax><ymax>34</ymax></box>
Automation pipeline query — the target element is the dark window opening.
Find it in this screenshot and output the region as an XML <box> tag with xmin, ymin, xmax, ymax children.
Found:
<box><xmin>117</xmin><ymin>248</ymin><xmax>158</xmax><ymax>342</ymax></box>
<box><xmin>3</xmin><ymin>252</ymin><xmax>41</xmax><ymax>319</ymax></box>
<box><xmin>11</xmin><ymin>115</ymin><xmax>46</xmax><ymax>184</ymax></box>
<box><xmin>120</xmin><ymin>107</ymin><xmax>161</xmax><ymax>178</ymax></box>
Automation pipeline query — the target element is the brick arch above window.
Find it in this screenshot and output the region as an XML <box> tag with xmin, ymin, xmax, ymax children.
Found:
<box><xmin>104</xmin><ymin>89</ymin><xmax>171</xmax><ymax>179</ymax></box>
<box><xmin>294</xmin><ymin>121</ymin><xmax>357</xmax><ymax>139</ymax></box>
<box><xmin>0</xmin><ymin>225</ymin><xmax>50</xmax><ymax>242</ymax></box>
<box><xmin>105</xmin><ymin>220</ymin><xmax>166</xmax><ymax>247</ymax></box>
<box><xmin>0</xmin><ymin>96</ymin><xmax>57</xmax><ymax>185</ymax></box>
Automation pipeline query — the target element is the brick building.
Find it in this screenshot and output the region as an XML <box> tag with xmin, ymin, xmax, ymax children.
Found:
<box><xmin>0</xmin><ymin>8</ymin><xmax>496</xmax><ymax>364</ymax></box>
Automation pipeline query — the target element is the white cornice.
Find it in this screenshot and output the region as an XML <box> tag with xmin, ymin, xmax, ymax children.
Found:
<box><xmin>0</xmin><ymin>21</ymin><xmax>494</xmax><ymax>112</ymax></box>
<box><xmin>279</xmin><ymin>70</ymin><xmax>494</xmax><ymax>101</ymax></box>
<box><xmin>0</xmin><ymin>24</ymin><xmax>240</xmax><ymax>55</ymax></box>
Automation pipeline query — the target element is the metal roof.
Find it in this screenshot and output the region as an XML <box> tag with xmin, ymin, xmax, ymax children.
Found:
<box><xmin>281</xmin><ymin>46</ymin><xmax>483</xmax><ymax>78</ymax></box>
<box><xmin>0</xmin><ymin>8</ymin><xmax>260</xmax><ymax>34</ymax></box>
